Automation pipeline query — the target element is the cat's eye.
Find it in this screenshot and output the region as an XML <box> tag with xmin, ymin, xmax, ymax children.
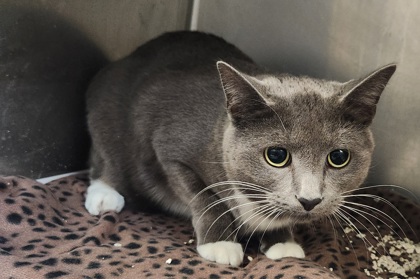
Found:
<box><xmin>264</xmin><ymin>147</ymin><xmax>291</xmax><ymax>168</ymax></box>
<box><xmin>327</xmin><ymin>149</ymin><xmax>350</xmax><ymax>168</ymax></box>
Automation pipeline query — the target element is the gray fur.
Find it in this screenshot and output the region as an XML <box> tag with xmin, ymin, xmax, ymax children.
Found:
<box><xmin>86</xmin><ymin>31</ymin><xmax>396</xmax><ymax>255</ymax></box>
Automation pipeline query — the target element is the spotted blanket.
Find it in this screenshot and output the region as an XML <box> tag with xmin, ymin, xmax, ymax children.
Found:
<box><xmin>0</xmin><ymin>175</ymin><xmax>418</xmax><ymax>279</ymax></box>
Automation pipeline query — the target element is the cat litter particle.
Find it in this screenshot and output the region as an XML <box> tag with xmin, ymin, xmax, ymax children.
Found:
<box><xmin>356</xmin><ymin>232</ymin><xmax>366</xmax><ymax>239</ymax></box>
<box><xmin>113</xmin><ymin>243</ymin><xmax>122</xmax><ymax>247</ymax></box>
<box><xmin>247</xmin><ymin>256</ymin><xmax>253</xmax><ymax>262</ymax></box>
<box><xmin>344</xmin><ymin>227</ymin><xmax>354</xmax><ymax>234</ymax></box>
<box><xmin>363</xmin><ymin>233</ymin><xmax>420</xmax><ymax>279</ymax></box>
<box><xmin>184</xmin><ymin>239</ymin><xmax>195</xmax><ymax>245</ymax></box>
<box><xmin>165</xmin><ymin>258</ymin><xmax>172</xmax><ymax>264</ymax></box>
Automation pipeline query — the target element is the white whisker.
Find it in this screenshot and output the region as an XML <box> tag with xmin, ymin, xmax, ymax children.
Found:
<box><xmin>190</xmin><ymin>180</ymin><xmax>272</xmax><ymax>205</ymax></box>
<box><xmin>256</xmin><ymin>207</ymin><xmax>286</xmax><ymax>252</ymax></box>
<box><xmin>226</xmin><ymin>204</ymin><xmax>274</xmax><ymax>241</ymax></box>
<box><xmin>331</xmin><ymin>212</ymin><xmax>360</xmax><ymax>268</ymax></box>
<box><xmin>216</xmin><ymin>201</ymin><xmax>269</xmax><ymax>242</ymax></box>
<box><xmin>228</xmin><ymin>203</ymin><xmax>276</xmax><ymax>242</ymax></box>
<box><xmin>343</xmin><ymin>184</ymin><xmax>418</xmax><ymax>202</ymax></box>
<box><xmin>336</xmin><ymin>208</ymin><xmax>378</xmax><ymax>255</ymax></box>
<box><xmin>339</xmin><ymin>204</ymin><xmax>389</xmax><ymax>251</ymax></box>
<box><xmin>243</xmin><ymin>205</ymin><xmax>283</xmax><ymax>253</ymax></box>
<box><xmin>341</xmin><ymin>200</ymin><xmax>407</xmax><ymax>240</ymax></box>
<box><xmin>341</xmin><ymin>194</ymin><xmax>414</xmax><ymax>237</ymax></box>
<box><xmin>202</xmin><ymin>198</ymin><xmax>269</xmax><ymax>243</ymax></box>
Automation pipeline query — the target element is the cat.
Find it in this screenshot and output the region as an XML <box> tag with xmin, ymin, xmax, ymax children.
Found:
<box><xmin>84</xmin><ymin>31</ymin><xmax>396</xmax><ymax>266</ymax></box>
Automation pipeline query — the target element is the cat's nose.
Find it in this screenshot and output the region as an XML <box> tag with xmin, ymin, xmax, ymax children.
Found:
<box><xmin>297</xmin><ymin>197</ymin><xmax>322</xmax><ymax>211</ymax></box>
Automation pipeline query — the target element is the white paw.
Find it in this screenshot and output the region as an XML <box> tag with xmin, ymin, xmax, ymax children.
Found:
<box><xmin>85</xmin><ymin>180</ymin><xmax>125</xmax><ymax>215</ymax></box>
<box><xmin>197</xmin><ymin>241</ymin><xmax>244</xmax><ymax>266</ymax></box>
<box><xmin>264</xmin><ymin>242</ymin><xmax>305</xmax><ymax>259</ymax></box>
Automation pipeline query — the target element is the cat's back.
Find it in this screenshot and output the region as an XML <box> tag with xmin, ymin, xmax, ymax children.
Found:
<box><xmin>86</xmin><ymin>31</ymin><xmax>254</xmax><ymax>118</ymax></box>
<box><xmin>129</xmin><ymin>31</ymin><xmax>253</xmax><ymax>71</ymax></box>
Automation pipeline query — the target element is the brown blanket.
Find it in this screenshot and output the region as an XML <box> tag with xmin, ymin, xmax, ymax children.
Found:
<box><xmin>0</xmin><ymin>175</ymin><xmax>418</xmax><ymax>279</ymax></box>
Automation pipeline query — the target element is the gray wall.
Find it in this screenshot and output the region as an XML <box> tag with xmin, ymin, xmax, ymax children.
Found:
<box><xmin>0</xmin><ymin>0</ymin><xmax>190</xmax><ymax>178</ymax></box>
<box><xmin>194</xmin><ymin>0</ymin><xmax>420</xmax><ymax>199</ymax></box>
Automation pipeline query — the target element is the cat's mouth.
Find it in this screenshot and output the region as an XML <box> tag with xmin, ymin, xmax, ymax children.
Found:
<box><xmin>235</xmin><ymin>202</ymin><xmax>330</xmax><ymax>231</ymax></box>
<box><xmin>233</xmin><ymin>188</ymin><xmax>335</xmax><ymax>229</ymax></box>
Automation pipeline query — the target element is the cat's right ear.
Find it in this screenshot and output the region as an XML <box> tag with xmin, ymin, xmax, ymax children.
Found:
<box><xmin>217</xmin><ymin>61</ymin><xmax>272</xmax><ymax>126</ymax></box>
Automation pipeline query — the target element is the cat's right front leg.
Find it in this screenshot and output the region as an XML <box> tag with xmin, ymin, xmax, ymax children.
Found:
<box><xmin>192</xmin><ymin>201</ymin><xmax>244</xmax><ymax>266</ymax></box>
<box><xmin>196</xmin><ymin>241</ymin><xmax>243</xmax><ymax>267</ymax></box>
<box><xmin>166</xmin><ymin>164</ymin><xmax>244</xmax><ymax>266</ymax></box>
<box><xmin>85</xmin><ymin>179</ymin><xmax>125</xmax><ymax>215</ymax></box>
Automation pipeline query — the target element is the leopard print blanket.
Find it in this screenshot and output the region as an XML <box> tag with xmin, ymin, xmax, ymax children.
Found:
<box><xmin>0</xmin><ymin>175</ymin><xmax>418</xmax><ymax>279</ymax></box>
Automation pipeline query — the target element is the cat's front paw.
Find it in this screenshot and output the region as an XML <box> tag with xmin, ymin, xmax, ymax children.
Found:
<box><xmin>197</xmin><ymin>241</ymin><xmax>244</xmax><ymax>266</ymax></box>
<box><xmin>264</xmin><ymin>242</ymin><xmax>305</xmax><ymax>259</ymax></box>
<box><xmin>85</xmin><ymin>180</ymin><xmax>125</xmax><ymax>215</ymax></box>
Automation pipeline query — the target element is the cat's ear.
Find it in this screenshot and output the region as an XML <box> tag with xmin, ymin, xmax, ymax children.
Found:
<box><xmin>340</xmin><ymin>64</ymin><xmax>396</xmax><ymax>126</ymax></box>
<box><xmin>217</xmin><ymin>61</ymin><xmax>272</xmax><ymax>125</ymax></box>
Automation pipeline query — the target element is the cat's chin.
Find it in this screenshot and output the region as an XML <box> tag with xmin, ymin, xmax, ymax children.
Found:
<box><xmin>292</xmin><ymin>213</ymin><xmax>322</xmax><ymax>223</ymax></box>
<box><xmin>289</xmin><ymin>211</ymin><xmax>332</xmax><ymax>224</ymax></box>
<box><xmin>265</xmin><ymin>209</ymin><xmax>329</xmax><ymax>225</ymax></box>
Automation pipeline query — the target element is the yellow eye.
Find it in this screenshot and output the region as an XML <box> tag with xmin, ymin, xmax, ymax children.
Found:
<box><xmin>327</xmin><ymin>149</ymin><xmax>351</xmax><ymax>168</ymax></box>
<box><xmin>264</xmin><ymin>147</ymin><xmax>291</xmax><ymax>168</ymax></box>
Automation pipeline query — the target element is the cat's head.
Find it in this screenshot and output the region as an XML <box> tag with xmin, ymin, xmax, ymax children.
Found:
<box><xmin>217</xmin><ymin>61</ymin><xmax>396</xmax><ymax>228</ymax></box>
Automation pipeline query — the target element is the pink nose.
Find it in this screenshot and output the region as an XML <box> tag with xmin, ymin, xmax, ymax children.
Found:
<box><xmin>298</xmin><ymin>198</ymin><xmax>322</xmax><ymax>211</ymax></box>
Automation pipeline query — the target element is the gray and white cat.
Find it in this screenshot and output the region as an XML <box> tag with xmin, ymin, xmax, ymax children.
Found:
<box><xmin>84</xmin><ymin>31</ymin><xmax>396</xmax><ymax>266</ymax></box>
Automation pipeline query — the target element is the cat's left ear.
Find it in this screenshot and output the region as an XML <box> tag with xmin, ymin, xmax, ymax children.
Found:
<box><xmin>217</xmin><ymin>61</ymin><xmax>272</xmax><ymax>126</ymax></box>
<box><xmin>340</xmin><ymin>64</ymin><xmax>396</xmax><ymax>126</ymax></box>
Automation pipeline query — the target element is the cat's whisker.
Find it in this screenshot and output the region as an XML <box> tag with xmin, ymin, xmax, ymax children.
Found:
<box><xmin>198</xmin><ymin>194</ymin><xmax>258</xmax><ymax>228</ymax></box>
<box><xmin>256</xmin><ymin>207</ymin><xmax>286</xmax><ymax>253</ymax></box>
<box><xmin>243</xmin><ymin>205</ymin><xmax>283</xmax><ymax>253</ymax></box>
<box><xmin>204</xmin><ymin>187</ymin><xmax>268</xmax><ymax>206</ymax></box>
<box><xmin>192</xmin><ymin>180</ymin><xmax>274</xmax><ymax>229</ymax></box>
<box><xmin>236</xmin><ymin>209</ymin><xmax>284</xmax><ymax>251</ymax></box>
<box><xmin>227</xmin><ymin>203</ymin><xmax>278</xmax><ymax>243</ymax></box>
<box><xmin>327</xmin><ymin>215</ymin><xmax>339</xmax><ymax>244</ymax></box>
<box><xmin>190</xmin><ymin>180</ymin><xmax>272</xmax><ymax>205</ymax></box>
<box><xmin>201</xmin><ymin>198</ymin><xmax>270</xmax><ymax>243</ymax></box>
<box><xmin>229</xmin><ymin>181</ymin><xmax>273</xmax><ymax>193</ymax></box>
<box><xmin>341</xmin><ymin>194</ymin><xmax>413</xmax><ymax>238</ymax></box>
<box><xmin>224</xmin><ymin>203</ymin><xmax>274</xmax><ymax>242</ymax></box>
<box><xmin>199</xmin><ymin>188</ymin><xmax>270</xmax><ymax>217</ymax></box>
<box><xmin>333</xmin><ymin>212</ymin><xmax>369</xmax><ymax>256</ymax></box>
<box><xmin>191</xmin><ymin>180</ymin><xmax>276</xmax><ymax>243</ymax></box>
<box><xmin>335</xmin><ymin>208</ymin><xmax>378</xmax><ymax>255</ymax></box>
<box><xmin>340</xmin><ymin>200</ymin><xmax>407</xmax><ymax>240</ymax></box>
<box><xmin>331</xmin><ymin>212</ymin><xmax>361</xmax><ymax>268</ymax></box>
<box><xmin>244</xmin><ymin>204</ymin><xmax>281</xmax><ymax>237</ymax></box>
<box><xmin>339</xmin><ymin>204</ymin><xmax>389</xmax><ymax>249</ymax></box>
<box><xmin>230</xmin><ymin>203</ymin><xmax>274</xmax><ymax>240</ymax></box>
<box><xmin>342</xmin><ymin>184</ymin><xmax>417</xmax><ymax>202</ymax></box>
<box><xmin>216</xmin><ymin>202</ymin><xmax>268</xmax><ymax>243</ymax></box>
<box><xmin>335</xmin><ymin>209</ymin><xmax>370</xmax><ymax>248</ymax></box>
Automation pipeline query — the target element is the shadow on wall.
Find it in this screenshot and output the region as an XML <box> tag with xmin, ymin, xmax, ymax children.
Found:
<box><xmin>0</xmin><ymin>4</ymin><xmax>108</xmax><ymax>178</ymax></box>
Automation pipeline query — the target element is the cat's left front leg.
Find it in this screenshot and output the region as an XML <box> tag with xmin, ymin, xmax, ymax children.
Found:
<box><xmin>260</xmin><ymin>228</ymin><xmax>305</xmax><ymax>259</ymax></box>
